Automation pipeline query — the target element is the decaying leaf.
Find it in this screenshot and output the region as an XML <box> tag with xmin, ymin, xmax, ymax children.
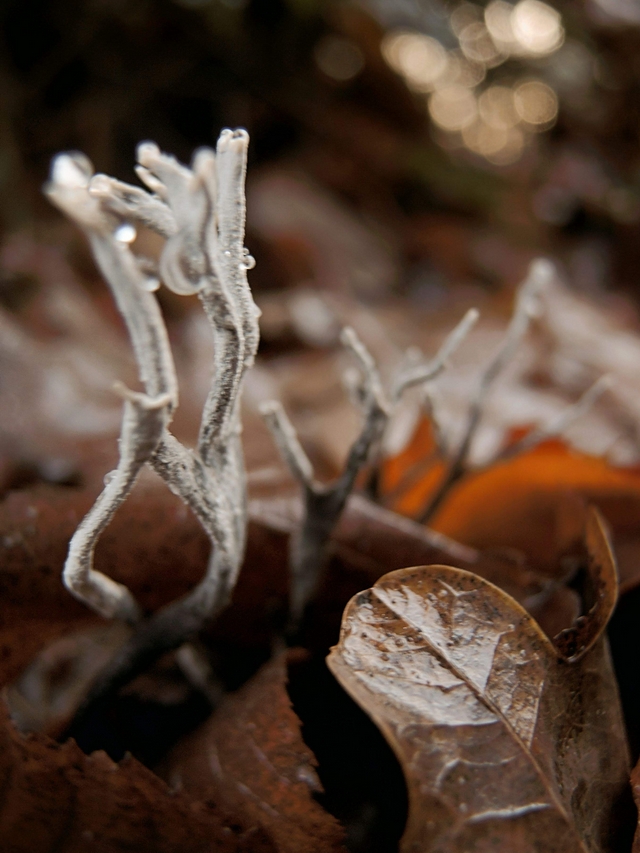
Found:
<box><xmin>630</xmin><ymin>758</ymin><xmax>640</xmax><ymax>853</ymax></box>
<box><xmin>159</xmin><ymin>649</ymin><xmax>346</xmax><ymax>853</ymax></box>
<box><xmin>0</xmin><ymin>480</ymin><xmax>210</xmax><ymax>688</ymax></box>
<box><xmin>0</xmin><ymin>482</ymin><xmax>284</xmax><ymax>852</ymax></box>
<box><xmin>0</xmin><ymin>700</ymin><xmax>259</xmax><ymax>853</ymax></box>
<box><xmin>327</xmin><ymin>511</ymin><xmax>630</xmax><ymax>852</ymax></box>
<box><xmin>0</xmin><ymin>474</ymin><xmax>546</xmax><ymax>671</ymax></box>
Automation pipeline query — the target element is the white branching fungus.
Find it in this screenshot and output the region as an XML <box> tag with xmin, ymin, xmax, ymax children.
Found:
<box><xmin>260</xmin><ymin>311</ymin><xmax>479</xmax><ymax>627</ymax></box>
<box><xmin>46</xmin><ymin>130</ymin><xmax>260</xmax><ymax>700</ymax></box>
<box><xmin>260</xmin><ymin>259</ymin><xmax>608</xmax><ymax>625</ymax></box>
<box><xmin>46</xmin><ymin>131</ymin><xmax>608</xmax><ymax>699</ymax></box>
<box><xmin>417</xmin><ymin>259</ymin><xmax>609</xmax><ymax>523</ymax></box>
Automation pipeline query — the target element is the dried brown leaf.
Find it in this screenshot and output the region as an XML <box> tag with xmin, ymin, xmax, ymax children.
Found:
<box><xmin>0</xmin><ymin>477</ymin><xmax>573</xmax><ymax>690</ymax></box>
<box><xmin>552</xmin><ymin>510</ymin><xmax>618</xmax><ymax>662</ymax></box>
<box><xmin>0</xmin><ymin>700</ymin><xmax>255</xmax><ymax>853</ymax></box>
<box><xmin>327</xmin><ymin>511</ymin><xmax>630</xmax><ymax>853</ymax></box>
<box><xmin>0</xmin><ymin>481</ymin><xmax>210</xmax><ymax>687</ymax></box>
<box><xmin>630</xmin><ymin>758</ymin><xmax>640</xmax><ymax>852</ymax></box>
<box><xmin>159</xmin><ymin>649</ymin><xmax>346</xmax><ymax>853</ymax></box>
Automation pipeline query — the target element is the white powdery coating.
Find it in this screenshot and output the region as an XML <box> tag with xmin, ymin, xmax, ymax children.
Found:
<box><xmin>46</xmin><ymin>129</ymin><xmax>259</xmax><ymax>628</ymax></box>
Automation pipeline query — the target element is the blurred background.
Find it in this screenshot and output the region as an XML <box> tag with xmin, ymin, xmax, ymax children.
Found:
<box><xmin>3</xmin><ymin>0</ymin><xmax>640</xmax><ymax>480</ymax></box>
<box><xmin>3</xmin><ymin>0</ymin><xmax>640</xmax><ymax>287</ymax></box>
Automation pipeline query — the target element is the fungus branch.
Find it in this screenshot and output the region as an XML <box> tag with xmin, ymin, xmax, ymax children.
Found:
<box><xmin>416</xmin><ymin>260</ymin><xmax>608</xmax><ymax>525</ymax></box>
<box><xmin>261</xmin><ymin>312</ymin><xmax>478</xmax><ymax>628</ymax></box>
<box><xmin>488</xmin><ymin>374</ymin><xmax>612</xmax><ymax>467</ymax></box>
<box><xmin>46</xmin><ymin>130</ymin><xmax>259</xmax><ymax>706</ymax></box>
<box><xmin>47</xmin><ymin>131</ymin><xmax>607</xmax><ymax>708</ymax></box>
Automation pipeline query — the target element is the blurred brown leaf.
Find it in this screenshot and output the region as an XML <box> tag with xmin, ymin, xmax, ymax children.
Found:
<box><xmin>0</xmin><ymin>470</ymin><xmax>582</xmax><ymax>701</ymax></box>
<box><xmin>630</xmin><ymin>758</ymin><xmax>640</xmax><ymax>853</ymax></box>
<box><xmin>327</xmin><ymin>511</ymin><xmax>630</xmax><ymax>853</ymax></box>
<box><xmin>159</xmin><ymin>649</ymin><xmax>346</xmax><ymax>853</ymax></box>
<box><xmin>429</xmin><ymin>442</ymin><xmax>640</xmax><ymax>571</ymax></box>
<box><xmin>0</xmin><ymin>701</ymin><xmax>259</xmax><ymax>853</ymax></box>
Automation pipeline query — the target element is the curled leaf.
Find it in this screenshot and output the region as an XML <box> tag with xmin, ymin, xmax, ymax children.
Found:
<box><xmin>553</xmin><ymin>509</ymin><xmax>618</xmax><ymax>662</ymax></box>
<box><xmin>327</xmin><ymin>513</ymin><xmax>629</xmax><ymax>853</ymax></box>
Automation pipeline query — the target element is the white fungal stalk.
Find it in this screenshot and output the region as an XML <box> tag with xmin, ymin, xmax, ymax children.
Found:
<box><xmin>260</xmin><ymin>260</ymin><xmax>608</xmax><ymax>626</ymax></box>
<box><xmin>416</xmin><ymin>259</ymin><xmax>609</xmax><ymax>524</ymax></box>
<box><xmin>46</xmin><ymin>132</ymin><xmax>607</xmax><ymax>681</ymax></box>
<box><xmin>260</xmin><ymin>310</ymin><xmax>479</xmax><ymax>627</ymax></box>
<box><xmin>46</xmin><ymin>131</ymin><xmax>260</xmax><ymax>651</ymax></box>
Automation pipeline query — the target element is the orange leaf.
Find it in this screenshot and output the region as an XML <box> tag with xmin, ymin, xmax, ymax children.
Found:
<box><xmin>383</xmin><ymin>422</ymin><xmax>640</xmax><ymax>576</ymax></box>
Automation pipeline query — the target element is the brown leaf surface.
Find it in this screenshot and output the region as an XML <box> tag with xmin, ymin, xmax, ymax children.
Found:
<box><xmin>0</xmin><ymin>700</ymin><xmax>260</xmax><ymax>853</ymax></box>
<box><xmin>630</xmin><ymin>759</ymin><xmax>640</xmax><ymax>853</ymax></box>
<box><xmin>158</xmin><ymin>649</ymin><xmax>346</xmax><ymax>853</ymax></box>
<box><xmin>0</xmin><ymin>482</ymin><xmax>287</xmax><ymax>852</ymax></box>
<box><xmin>327</xmin><ymin>512</ymin><xmax>630</xmax><ymax>853</ymax></box>
<box><xmin>0</xmin><ymin>480</ymin><xmax>210</xmax><ymax>688</ymax></box>
<box><xmin>0</xmin><ymin>475</ymin><xmax>558</xmax><ymax>684</ymax></box>
<box><xmin>430</xmin><ymin>443</ymin><xmax>640</xmax><ymax>571</ymax></box>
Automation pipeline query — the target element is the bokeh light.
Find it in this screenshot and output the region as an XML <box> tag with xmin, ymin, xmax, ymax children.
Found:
<box><xmin>478</xmin><ymin>85</ymin><xmax>519</xmax><ymax>130</ymax></box>
<box><xmin>484</xmin><ymin>0</ymin><xmax>564</xmax><ymax>58</ymax></box>
<box><xmin>463</xmin><ymin>119</ymin><xmax>525</xmax><ymax>164</ymax></box>
<box><xmin>445</xmin><ymin>50</ymin><xmax>487</xmax><ymax>88</ymax></box>
<box><xmin>381</xmin><ymin>31</ymin><xmax>448</xmax><ymax>92</ymax></box>
<box><xmin>511</xmin><ymin>0</ymin><xmax>564</xmax><ymax>56</ymax></box>
<box><xmin>514</xmin><ymin>80</ymin><xmax>558</xmax><ymax>128</ymax></box>
<box><xmin>484</xmin><ymin>1</ymin><xmax>517</xmax><ymax>52</ymax></box>
<box><xmin>450</xmin><ymin>3</ymin><xmax>484</xmax><ymax>37</ymax></box>
<box><xmin>459</xmin><ymin>21</ymin><xmax>503</xmax><ymax>67</ymax></box>
<box><xmin>429</xmin><ymin>85</ymin><xmax>478</xmax><ymax>131</ymax></box>
<box><xmin>380</xmin><ymin>1</ymin><xmax>565</xmax><ymax>165</ymax></box>
<box><xmin>315</xmin><ymin>36</ymin><xmax>365</xmax><ymax>82</ymax></box>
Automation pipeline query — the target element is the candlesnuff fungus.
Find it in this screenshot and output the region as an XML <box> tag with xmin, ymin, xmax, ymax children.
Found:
<box><xmin>414</xmin><ymin>260</ymin><xmax>611</xmax><ymax>524</ymax></box>
<box><xmin>46</xmin><ymin>130</ymin><xmax>261</xmax><ymax>703</ymax></box>
<box><xmin>261</xmin><ymin>260</ymin><xmax>608</xmax><ymax>629</ymax></box>
<box><xmin>46</xmin><ymin>130</ymin><xmax>608</xmax><ymax>711</ymax></box>
<box><xmin>45</xmin><ymin>128</ymin><xmax>481</xmax><ymax>692</ymax></box>
<box><xmin>260</xmin><ymin>309</ymin><xmax>481</xmax><ymax>629</ymax></box>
